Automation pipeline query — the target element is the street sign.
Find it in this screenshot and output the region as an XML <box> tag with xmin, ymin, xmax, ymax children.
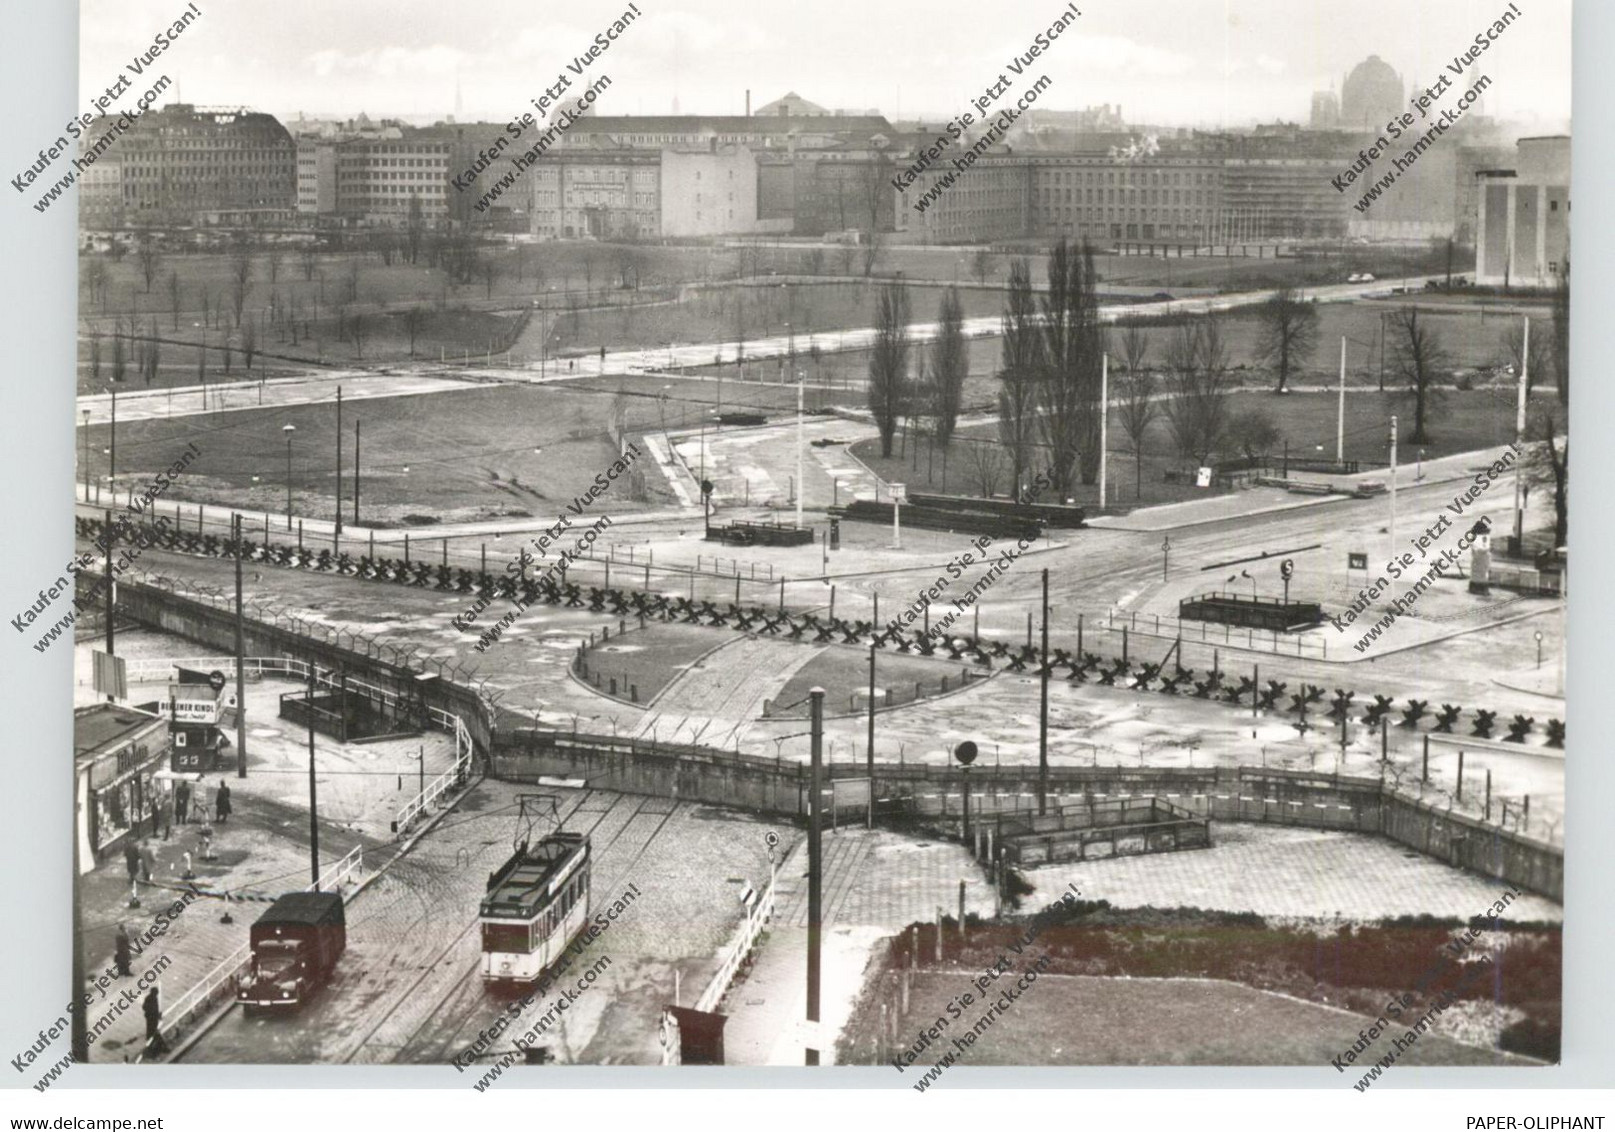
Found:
<box><xmin>953</xmin><ymin>740</ymin><xmax>978</xmax><ymax>766</ymax></box>
<box><xmin>208</xmin><ymin>669</ymin><xmax>227</xmax><ymax>692</ymax></box>
<box><xmin>700</xmin><ymin>479</ymin><xmax>714</xmax><ymax>497</ymax></box>
<box><xmin>891</xmin><ymin>483</ymin><xmax>907</xmax><ymax>504</ymax></box>
<box><xmin>92</xmin><ymin>651</ymin><xmax>127</xmax><ymax>700</ymax></box>
<box><xmin>1348</xmin><ymin>552</ymin><xmax>1368</xmax><ymax>570</ymax></box>
<box><xmin>1280</xmin><ymin>558</ymin><xmax>1294</xmax><ymax>580</ymax></box>
<box><xmin>1195</xmin><ymin>467</ymin><xmax>1212</xmax><ymax>488</ymax></box>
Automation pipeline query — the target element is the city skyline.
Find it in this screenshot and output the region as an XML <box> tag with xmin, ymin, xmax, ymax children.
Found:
<box><xmin>80</xmin><ymin>0</ymin><xmax>1572</xmax><ymax>132</ymax></box>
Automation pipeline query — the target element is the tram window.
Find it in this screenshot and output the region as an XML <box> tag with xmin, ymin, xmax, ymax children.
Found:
<box><xmin>483</xmin><ymin>923</ymin><xmax>531</xmax><ymax>952</ymax></box>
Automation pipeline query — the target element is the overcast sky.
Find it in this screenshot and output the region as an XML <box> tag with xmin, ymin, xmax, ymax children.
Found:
<box><xmin>80</xmin><ymin>0</ymin><xmax>1572</xmax><ymax>131</ymax></box>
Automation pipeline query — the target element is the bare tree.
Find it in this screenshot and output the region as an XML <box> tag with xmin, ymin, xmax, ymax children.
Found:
<box><xmin>299</xmin><ymin>246</ymin><xmax>317</xmax><ymax>281</ymax></box>
<box><xmin>111</xmin><ymin>334</ymin><xmax>127</xmax><ymax>384</ymax></box>
<box><xmin>405</xmin><ymin>194</ymin><xmax>425</xmax><ymax>265</ymax></box>
<box><xmin>88</xmin><ymin>336</ymin><xmax>102</xmax><ymax>383</ymax></box>
<box><xmin>963</xmin><ymin>439</ymin><xmax>1005</xmax><ymax>498</ymax></box>
<box><xmin>167</xmin><ymin>269</ymin><xmax>181</xmax><ymax>331</ymax></box>
<box><xmin>998</xmin><ymin>257</ymin><xmax>1042</xmax><ymax>500</ymax></box>
<box><xmin>137</xmin><ymin>236</ymin><xmax>161</xmax><ymax>293</ymax></box>
<box><xmin>970</xmin><ymin>247</ymin><xmax>993</xmax><ymax>286</ymax></box>
<box><xmin>1526</xmin><ymin>408</ymin><xmax>1568</xmax><ymax>548</ymax></box>
<box><xmin>402</xmin><ymin>306</ymin><xmax>427</xmax><ymax>358</ymax></box>
<box><xmin>1498</xmin><ymin>317</ymin><xmax>1551</xmax><ymax>398</ymax></box>
<box><xmin>1551</xmin><ymin>260</ymin><xmax>1569</xmax><ymax>408</ymax></box>
<box><xmin>480</xmin><ymin>256</ymin><xmax>499</xmax><ymax>300</ymax></box>
<box><xmin>143</xmin><ymin>327</ymin><xmax>160</xmax><ymax>384</ymax></box>
<box><xmin>1253</xmin><ymin>287</ymin><xmax>1319</xmax><ymax>394</ymax></box>
<box><xmin>1037</xmin><ymin>238</ymin><xmax>1105</xmax><ymax>496</ymax></box>
<box><xmin>1115</xmin><ymin>368</ymin><xmax>1157</xmax><ymax>500</ymax></box>
<box><xmin>1225</xmin><ymin>407</ymin><xmax>1282</xmax><ymax>462</ymax></box>
<box><xmin>1161</xmin><ymin>314</ymin><xmax>1232</xmax><ymax>465</ymax></box>
<box><xmin>222</xmin><ymin>342</ymin><xmax>232</xmax><ymax>375</ymax></box>
<box><xmin>349</xmin><ymin>312</ymin><xmax>366</xmax><ymax>359</ymax></box>
<box><xmin>83</xmin><ymin>258</ymin><xmax>111</xmax><ymax>314</ymax></box>
<box><xmin>1120</xmin><ymin>323</ymin><xmax>1150</xmax><ymax>377</ymax></box>
<box><xmin>866</xmin><ymin>282</ymin><xmax>910</xmax><ymax>457</ymax></box>
<box><xmin>930</xmin><ymin>286</ymin><xmax>968</xmax><ymax>448</ymax></box>
<box><xmin>1387</xmin><ymin>307</ymin><xmax>1448</xmax><ymax>445</ymax></box>
<box><xmin>241</xmin><ymin>319</ymin><xmax>257</xmax><ymax>370</ymax></box>
<box><xmin>344</xmin><ymin>258</ymin><xmax>361</xmax><ymax>303</ymax></box>
<box><xmin>230</xmin><ymin>251</ymin><xmax>253</xmax><ymax>326</ymax></box>
<box><xmin>266</xmin><ymin>250</ymin><xmax>283</xmax><ymax>286</ymax></box>
<box><xmin>860</xmin><ymin>154</ymin><xmax>890</xmax><ymax>277</ymax></box>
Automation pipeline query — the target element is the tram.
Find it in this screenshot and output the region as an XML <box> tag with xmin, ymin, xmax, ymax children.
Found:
<box><xmin>479</xmin><ymin>831</ymin><xmax>591</xmax><ymax>985</ymax></box>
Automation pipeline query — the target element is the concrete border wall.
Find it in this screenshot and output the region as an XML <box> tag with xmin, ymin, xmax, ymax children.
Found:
<box><xmin>117</xmin><ymin>580</ymin><xmax>1563</xmax><ymax>902</ymax></box>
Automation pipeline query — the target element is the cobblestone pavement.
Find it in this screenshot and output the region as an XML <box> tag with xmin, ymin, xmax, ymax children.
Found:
<box><xmin>633</xmin><ymin>635</ymin><xmax>824</xmax><ymax>742</ymax></box>
<box><xmin>1021</xmin><ymin>822</ymin><xmax>1563</xmax><ymax>924</ymax></box>
<box><xmin>722</xmin><ymin>827</ymin><xmax>996</xmax><ymax>1065</ymax></box>
<box><xmin>179</xmin><ymin>785</ymin><xmax>776</xmax><ymax>1066</ymax></box>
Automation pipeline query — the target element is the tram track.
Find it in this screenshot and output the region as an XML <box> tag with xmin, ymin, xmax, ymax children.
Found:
<box><xmin>376</xmin><ymin>790</ymin><xmax>683</xmax><ymax>1064</ymax></box>
<box><xmin>388</xmin><ymin>793</ymin><xmax>685</xmax><ymax>1064</ymax></box>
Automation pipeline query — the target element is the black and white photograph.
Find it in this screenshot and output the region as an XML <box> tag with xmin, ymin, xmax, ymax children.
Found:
<box><xmin>2</xmin><ymin>0</ymin><xmax>1605</xmax><ymax>1123</ymax></box>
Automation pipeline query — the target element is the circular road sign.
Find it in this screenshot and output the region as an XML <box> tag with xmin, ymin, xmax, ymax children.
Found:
<box><xmin>701</xmin><ymin>479</ymin><xmax>714</xmax><ymax>497</ymax></box>
<box><xmin>953</xmin><ymin>740</ymin><xmax>978</xmax><ymax>766</ymax></box>
<box><xmin>208</xmin><ymin>670</ymin><xmax>227</xmax><ymax>692</ymax></box>
<box><xmin>1280</xmin><ymin>558</ymin><xmax>1294</xmax><ymax>580</ymax></box>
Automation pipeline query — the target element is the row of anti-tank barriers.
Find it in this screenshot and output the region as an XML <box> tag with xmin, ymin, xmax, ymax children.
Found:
<box><xmin>105</xmin><ymin>540</ymin><xmax>1565</xmax><ymax>902</ymax></box>
<box><xmin>78</xmin><ymin>514</ymin><xmax>1564</xmax><ymax>750</ymax></box>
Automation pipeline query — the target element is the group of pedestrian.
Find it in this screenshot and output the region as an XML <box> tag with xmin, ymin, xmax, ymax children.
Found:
<box><xmin>111</xmin><ymin>925</ymin><xmax>167</xmax><ymax>1055</ymax></box>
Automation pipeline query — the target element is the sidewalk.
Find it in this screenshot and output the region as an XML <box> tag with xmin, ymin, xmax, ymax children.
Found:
<box><xmin>720</xmin><ymin>827</ymin><xmax>995</xmax><ymax>1065</ymax></box>
<box><xmin>71</xmin><ymin>630</ymin><xmax>457</xmax><ymax>1063</ymax></box>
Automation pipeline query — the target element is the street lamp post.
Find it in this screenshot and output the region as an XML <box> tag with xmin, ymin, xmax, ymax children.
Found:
<box><xmin>80</xmin><ymin>409</ymin><xmax>91</xmax><ymax>499</ymax></box>
<box><xmin>282</xmin><ymin>424</ymin><xmax>297</xmax><ymax>530</ymax></box>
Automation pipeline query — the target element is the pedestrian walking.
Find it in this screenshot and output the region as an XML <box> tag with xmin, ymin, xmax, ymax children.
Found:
<box><xmin>159</xmin><ymin>789</ymin><xmax>173</xmax><ymax>841</ymax></box>
<box><xmin>139</xmin><ymin>840</ymin><xmax>157</xmax><ymax>883</ymax></box>
<box><xmin>215</xmin><ymin>780</ymin><xmax>233</xmax><ymax>824</ymax></box>
<box><xmin>114</xmin><ymin>923</ymin><xmax>132</xmax><ymax>977</ymax></box>
<box><xmin>175</xmin><ymin>779</ymin><xmax>190</xmax><ymax>825</ymax></box>
<box><xmin>142</xmin><ymin>985</ymin><xmax>167</xmax><ymax>1056</ymax></box>
<box><xmin>198</xmin><ymin>822</ymin><xmax>215</xmax><ymax>862</ymax></box>
<box><xmin>124</xmin><ymin>840</ymin><xmax>140</xmax><ymax>885</ymax></box>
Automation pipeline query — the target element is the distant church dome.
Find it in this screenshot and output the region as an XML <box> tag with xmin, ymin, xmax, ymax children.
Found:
<box><xmin>1341</xmin><ymin>55</ymin><xmax>1403</xmax><ymax>129</ymax></box>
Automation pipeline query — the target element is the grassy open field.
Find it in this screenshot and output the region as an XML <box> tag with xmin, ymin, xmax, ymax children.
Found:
<box><xmin>869</xmin><ymin>972</ymin><xmax>1527</xmax><ymax>1068</ymax></box>
<box><xmin>770</xmin><ymin>643</ymin><xmax>985</xmax><ymax>719</ymax></box>
<box><xmin>851</xmin><ymin>385</ymin><xmax>1554</xmax><ymax>510</ymax></box>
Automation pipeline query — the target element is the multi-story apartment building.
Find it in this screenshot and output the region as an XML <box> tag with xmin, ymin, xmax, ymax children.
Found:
<box><xmin>295</xmin><ymin>125</ymin><xmax>456</xmax><ymax>227</ymax></box>
<box><xmin>1026</xmin><ymin>150</ymin><xmax>1225</xmax><ymax>244</ymax></box>
<box><xmin>92</xmin><ymin>103</ymin><xmax>296</xmax><ymax>226</ymax></box>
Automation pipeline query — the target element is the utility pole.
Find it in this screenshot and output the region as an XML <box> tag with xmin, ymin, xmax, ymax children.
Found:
<box><xmin>1337</xmin><ymin>336</ymin><xmax>1346</xmax><ymax>463</ymax></box>
<box><xmin>796</xmin><ymin>377</ymin><xmax>805</xmax><ymax>529</ymax></box>
<box><xmin>335</xmin><ymin>386</ymin><xmax>343</xmax><ymax>541</ymax></box>
<box><xmin>353</xmin><ymin>419</ymin><xmax>361</xmax><ymax>527</ymax></box>
<box><xmin>307</xmin><ymin>666</ymin><xmax>320</xmax><ymax>889</ymax></box>
<box><xmin>866</xmin><ymin>643</ymin><xmax>876</xmax><ymax>831</ymax></box>
<box><xmin>1389</xmin><ymin>415</ymin><xmax>1399</xmax><ymax>563</ymax></box>
<box><xmin>1097</xmin><ymin>353</ymin><xmax>1109</xmax><ymax>509</ymax></box>
<box><xmin>806</xmin><ymin>687</ymin><xmax>824</xmax><ymax>1065</ymax></box>
<box><xmin>1512</xmin><ymin>316</ymin><xmax>1529</xmax><ymax>554</ymax></box>
<box><xmin>109</xmin><ymin>385</ymin><xmax>116</xmax><ymax>506</ymax></box>
<box><xmin>234</xmin><ymin>514</ymin><xmax>247</xmax><ymax>779</ymax></box>
<box><xmin>1038</xmin><ymin>568</ymin><xmax>1050</xmax><ymax>815</ymax></box>
<box><xmin>103</xmin><ymin>509</ymin><xmax>115</xmax><ymax>695</ymax></box>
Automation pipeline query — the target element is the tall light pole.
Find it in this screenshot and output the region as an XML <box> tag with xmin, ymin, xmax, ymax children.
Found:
<box><xmin>234</xmin><ymin>513</ymin><xmax>248</xmax><ymax>779</ymax></box>
<box><xmin>334</xmin><ymin>386</ymin><xmax>343</xmax><ymax>541</ymax></box>
<box><xmin>805</xmin><ymin>686</ymin><xmax>824</xmax><ymax>1065</ymax></box>
<box><xmin>282</xmin><ymin>424</ymin><xmax>297</xmax><ymax>530</ymax></box>
<box><xmin>1512</xmin><ymin>315</ymin><xmax>1530</xmax><ymax>554</ymax></box>
<box><xmin>1388</xmin><ymin>414</ymin><xmax>1399</xmax><ymax>561</ymax></box>
<box><xmin>1097</xmin><ymin>353</ymin><xmax>1109</xmax><ymax>508</ymax></box>
<box><xmin>306</xmin><ymin>666</ymin><xmax>320</xmax><ymax>888</ymax></box>
<box><xmin>80</xmin><ymin>408</ymin><xmax>91</xmax><ymax>498</ymax></box>
<box><xmin>1337</xmin><ymin>336</ymin><xmax>1347</xmax><ymax>463</ymax></box>
<box><xmin>795</xmin><ymin>376</ymin><xmax>805</xmax><ymax>529</ymax></box>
